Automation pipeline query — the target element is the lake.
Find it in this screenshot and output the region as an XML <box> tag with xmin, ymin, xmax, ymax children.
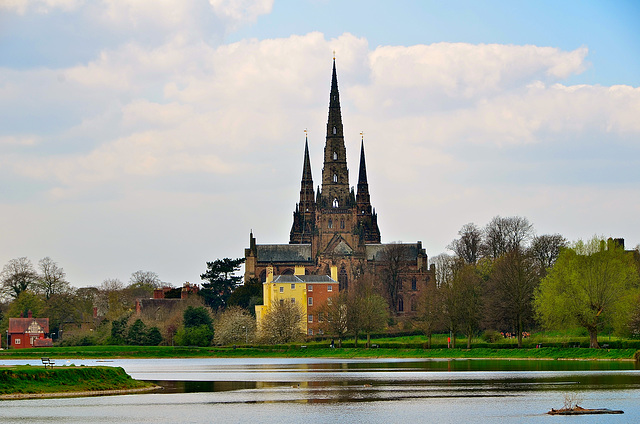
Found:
<box><xmin>2</xmin><ymin>357</ymin><xmax>639</xmax><ymax>423</ymax></box>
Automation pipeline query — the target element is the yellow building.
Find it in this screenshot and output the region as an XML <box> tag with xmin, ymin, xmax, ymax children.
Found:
<box><xmin>256</xmin><ymin>265</ymin><xmax>338</xmax><ymax>336</ymax></box>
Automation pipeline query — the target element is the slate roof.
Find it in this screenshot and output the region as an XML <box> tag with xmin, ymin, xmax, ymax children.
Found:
<box><xmin>365</xmin><ymin>243</ymin><xmax>422</xmax><ymax>261</ymax></box>
<box><xmin>256</xmin><ymin>244</ymin><xmax>313</xmax><ymax>263</ymax></box>
<box><xmin>272</xmin><ymin>275</ymin><xmax>336</xmax><ymax>284</ymax></box>
<box><xmin>8</xmin><ymin>318</ymin><xmax>49</xmax><ymax>334</ymax></box>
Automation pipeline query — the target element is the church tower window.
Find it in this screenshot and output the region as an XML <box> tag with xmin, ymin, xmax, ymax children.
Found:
<box><xmin>340</xmin><ymin>219</ymin><xmax>345</xmax><ymax>229</ymax></box>
<box><xmin>333</xmin><ymin>198</ymin><xmax>339</xmax><ymax>208</ymax></box>
<box><xmin>333</xmin><ymin>126</ymin><xmax>336</xmax><ymax>134</ymax></box>
<box><xmin>328</xmin><ymin>219</ymin><xmax>333</xmax><ymax>229</ymax></box>
<box><xmin>333</xmin><ymin>152</ymin><xmax>337</xmax><ymax>160</ymax></box>
<box><xmin>333</xmin><ymin>174</ymin><xmax>337</xmax><ymax>183</ymax></box>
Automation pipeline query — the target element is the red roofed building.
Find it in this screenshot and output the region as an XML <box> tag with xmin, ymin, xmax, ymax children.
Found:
<box><xmin>8</xmin><ymin>311</ymin><xmax>53</xmax><ymax>349</ymax></box>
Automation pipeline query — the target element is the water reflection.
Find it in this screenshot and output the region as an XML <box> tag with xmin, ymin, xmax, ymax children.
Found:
<box><xmin>2</xmin><ymin>358</ymin><xmax>640</xmax><ymax>423</ymax></box>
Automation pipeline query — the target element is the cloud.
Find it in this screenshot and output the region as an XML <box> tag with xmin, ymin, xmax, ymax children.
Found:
<box><xmin>1</xmin><ymin>0</ymin><xmax>83</xmax><ymax>14</ymax></box>
<box><xmin>3</xmin><ymin>33</ymin><xmax>639</xmax><ymax>204</ymax></box>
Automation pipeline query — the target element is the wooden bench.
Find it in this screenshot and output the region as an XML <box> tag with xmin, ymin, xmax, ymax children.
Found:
<box><xmin>41</xmin><ymin>357</ymin><xmax>55</xmax><ymax>369</ymax></box>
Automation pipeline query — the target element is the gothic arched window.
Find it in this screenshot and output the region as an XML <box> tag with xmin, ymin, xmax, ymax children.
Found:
<box><xmin>340</xmin><ymin>219</ymin><xmax>345</xmax><ymax>229</ymax></box>
<box><xmin>333</xmin><ymin>174</ymin><xmax>337</xmax><ymax>183</ymax></box>
<box><xmin>333</xmin><ymin>198</ymin><xmax>339</xmax><ymax>208</ymax></box>
<box><xmin>333</xmin><ymin>152</ymin><xmax>337</xmax><ymax>160</ymax></box>
<box><xmin>328</xmin><ymin>219</ymin><xmax>333</xmax><ymax>229</ymax></box>
<box><xmin>398</xmin><ymin>297</ymin><xmax>404</xmax><ymax>312</ymax></box>
<box><xmin>411</xmin><ymin>277</ymin><xmax>417</xmax><ymax>291</ymax></box>
<box><xmin>339</xmin><ymin>267</ymin><xmax>348</xmax><ymax>291</ymax></box>
<box><xmin>333</xmin><ymin>126</ymin><xmax>337</xmax><ymax>135</ymax></box>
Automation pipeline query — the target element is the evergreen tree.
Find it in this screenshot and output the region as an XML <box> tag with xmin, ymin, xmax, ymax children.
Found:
<box><xmin>199</xmin><ymin>258</ymin><xmax>245</xmax><ymax>310</ymax></box>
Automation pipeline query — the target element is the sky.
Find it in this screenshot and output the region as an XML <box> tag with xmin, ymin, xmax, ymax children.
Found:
<box><xmin>1</xmin><ymin>0</ymin><xmax>639</xmax><ymax>288</ymax></box>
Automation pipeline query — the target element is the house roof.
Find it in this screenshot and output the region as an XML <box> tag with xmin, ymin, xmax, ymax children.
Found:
<box><xmin>272</xmin><ymin>275</ymin><xmax>336</xmax><ymax>284</ymax></box>
<box><xmin>256</xmin><ymin>244</ymin><xmax>313</xmax><ymax>263</ymax></box>
<box><xmin>8</xmin><ymin>318</ymin><xmax>49</xmax><ymax>334</ymax></box>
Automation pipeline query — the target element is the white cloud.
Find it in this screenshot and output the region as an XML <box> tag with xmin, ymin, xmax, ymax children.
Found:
<box><xmin>208</xmin><ymin>0</ymin><xmax>273</xmax><ymax>24</ymax></box>
<box><xmin>0</xmin><ymin>0</ymin><xmax>83</xmax><ymax>14</ymax></box>
<box><xmin>2</xmin><ymin>28</ymin><xmax>640</xmax><ymax>284</ymax></box>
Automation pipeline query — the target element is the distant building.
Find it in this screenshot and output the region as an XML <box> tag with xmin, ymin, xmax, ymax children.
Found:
<box><xmin>8</xmin><ymin>311</ymin><xmax>53</xmax><ymax>349</ymax></box>
<box><xmin>135</xmin><ymin>282</ymin><xmax>200</xmax><ymax>318</ymax></box>
<box><xmin>256</xmin><ymin>265</ymin><xmax>338</xmax><ymax>336</ymax></box>
<box><xmin>245</xmin><ymin>59</ymin><xmax>434</xmax><ymax>317</ymax></box>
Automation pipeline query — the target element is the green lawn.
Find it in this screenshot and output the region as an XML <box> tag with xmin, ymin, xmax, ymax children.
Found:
<box><xmin>0</xmin><ymin>344</ymin><xmax>637</xmax><ymax>360</ymax></box>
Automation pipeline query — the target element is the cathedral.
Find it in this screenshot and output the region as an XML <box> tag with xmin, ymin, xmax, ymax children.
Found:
<box><xmin>244</xmin><ymin>59</ymin><xmax>434</xmax><ymax>316</ymax></box>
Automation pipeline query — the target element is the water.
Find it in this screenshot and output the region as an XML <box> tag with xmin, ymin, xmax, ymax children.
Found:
<box><xmin>2</xmin><ymin>358</ymin><xmax>639</xmax><ymax>423</ymax></box>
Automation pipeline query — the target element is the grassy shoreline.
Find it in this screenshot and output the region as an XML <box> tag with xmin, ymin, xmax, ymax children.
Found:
<box><xmin>0</xmin><ymin>345</ymin><xmax>637</xmax><ymax>360</ymax></box>
<box><xmin>0</xmin><ymin>365</ymin><xmax>156</xmax><ymax>398</ymax></box>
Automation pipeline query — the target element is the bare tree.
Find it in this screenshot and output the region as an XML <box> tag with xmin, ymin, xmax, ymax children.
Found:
<box><xmin>529</xmin><ymin>234</ymin><xmax>567</xmax><ymax>276</ymax></box>
<box><xmin>347</xmin><ymin>276</ymin><xmax>388</xmax><ymax>348</ymax></box>
<box><xmin>431</xmin><ymin>253</ymin><xmax>457</xmax><ymax>288</ymax></box>
<box><xmin>448</xmin><ymin>223</ymin><xmax>482</xmax><ymax>264</ymax></box>
<box><xmin>319</xmin><ymin>291</ymin><xmax>349</xmax><ymax>347</ymax></box>
<box><xmin>259</xmin><ymin>300</ymin><xmax>305</xmax><ymax>344</ymax></box>
<box><xmin>95</xmin><ymin>278</ymin><xmax>132</xmax><ymax>320</ymax></box>
<box><xmin>129</xmin><ymin>270</ymin><xmax>162</xmax><ymax>288</ymax></box>
<box><xmin>485</xmin><ymin>250</ymin><xmax>540</xmax><ymax>347</ymax></box>
<box><xmin>415</xmin><ymin>279</ymin><xmax>443</xmax><ymax>348</ymax></box>
<box><xmin>1</xmin><ymin>257</ymin><xmax>38</xmax><ymax>299</ymax></box>
<box><xmin>37</xmin><ymin>257</ymin><xmax>70</xmax><ymax>300</ymax></box>
<box><xmin>483</xmin><ymin>216</ymin><xmax>534</xmax><ymax>259</ymax></box>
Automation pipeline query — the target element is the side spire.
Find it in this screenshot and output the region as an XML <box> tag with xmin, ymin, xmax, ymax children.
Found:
<box><xmin>357</xmin><ymin>133</ymin><xmax>368</xmax><ymax>186</ymax></box>
<box><xmin>356</xmin><ymin>134</ymin><xmax>381</xmax><ymax>243</ymax></box>
<box><xmin>290</xmin><ymin>132</ymin><xmax>316</xmax><ymax>244</ymax></box>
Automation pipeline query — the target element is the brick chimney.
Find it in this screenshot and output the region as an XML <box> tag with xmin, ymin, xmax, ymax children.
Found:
<box><xmin>27</xmin><ymin>310</ymin><xmax>32</xmax><ymax>318</ymax></box>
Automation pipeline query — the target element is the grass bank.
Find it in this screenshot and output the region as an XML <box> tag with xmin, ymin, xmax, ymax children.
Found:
<box><xmin>0</xmin><ymin>345</ymin><xmax>636</xmax><ymax>360</ymax></box>
<box><xmin>0</xmin><ymin>365</ymin><xmax>154</xmax><ymax>397</ymax></box>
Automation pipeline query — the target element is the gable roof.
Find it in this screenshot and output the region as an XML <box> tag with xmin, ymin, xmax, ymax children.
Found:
<box><xmin>8</xmin><ymin>318</ymin><xmax>49</xmax><ymax>334</ymax></box>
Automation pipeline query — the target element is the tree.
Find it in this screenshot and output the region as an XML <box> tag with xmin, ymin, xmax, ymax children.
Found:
<box><xmin>227</xmin><ymin>277</ymin><xmax>263</xmax><ymax>312</ymax></box>
<box><xmin>454</xmin><ymin>264</ymin><xmax>484</xmax><ymax>349</ymax></box>
<box><xmin>259</xmin><ymin>300</ymin><xmax>304</xmax><ymax>344</ymax></box>
<box><xmin>200</xmin><ymin>258</ymin><xmax>245</xmax><ymax>310</ymax></box>
<box><xmin>36</xmin><ymin>257</ymin><xmax>70</xmax><ymax>300</ymax></box>
<box><xmin>448</xmin><ymin>223</ymin><xmax>482</xmax><ymax>264</ymax></box>
<box><xmin>128</xmin><ymin>270</ymin><xmax>162</xmax><ymax>298</ymax></box>
<box><xmin>319</xmin><ymin>292</ymin><xmax>349</xmax><ymax>348</ymax></box>
<box><xmin>529</xmin><ymin>234</ymin><xmax>567</xmax><ymax>277</ymax></box>
<box><xmin>213</xmin><ymin>306</ymin><xmax>256</xmax><ymax>345</ymax></box>
<box><xmin>534</xmin><ymin>238</ymin><xmax>640</xmax><ymax>348</ymax></box>
<box><xmin>6</xmin><ymin>290</ymin><xmax>45</xmax><ymax>318</ymax></box>
<box><xmin>109</xmin><ymin>315</ymin><xmax>130</xmax><ymax>345</ymax></box>
<box><xmin>127</xmin><ymin>319</ymin><xmax>148</xmax><ymax>345</ymax></box>
<box><xmin>482</xmin><ymin>216</ymin><xmax>534</xmax><ymax>259</ymax></box>
<box><xmin>358</xmin><ymin>292</ymin><xmax>388</xmax><ymax>348</ymax></box>
<box><xmin>95</xmin><ymin>278</ymin><xmax>131</xmax><ymax>320</ymax></box>
<box><xmin>415</xmin><ymin>279</ymin><xmax>442</xmax><ymax>348</ymax></box>
<box><xmin>377</xmin><ymin>243</ymin><xmax>411</xmax><ymax>314</ymax></box>
<box><xmin>177</xmin><ymin>306</ymin><xmax>214</xmax><ymax>346</ymax></box>
<box><xmin>1</xmin><ymin>257</ymin><xmax>38</xmax><ymax>299</ymax></box>
<box><xmin>485</xmin><ymin>250</ymin><xmax>539</xmax><ymax>347</ymax></box>
<box><xmin>346</xmin><ymin>276</ymin><xmax>388</xmax><ymax>347</ymax></box>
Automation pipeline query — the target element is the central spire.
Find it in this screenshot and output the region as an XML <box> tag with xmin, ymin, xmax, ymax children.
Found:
<box><xmin>321</xmin><ymin>58</ymin><xmax>350</xmax><ymax>208</ymax></box>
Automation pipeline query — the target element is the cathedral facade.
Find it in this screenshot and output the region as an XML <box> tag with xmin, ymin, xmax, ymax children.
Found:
<box><xmin>244</xmin><ymin>59</ymin><xmax>434</xmax><ymax>316</ymax></box>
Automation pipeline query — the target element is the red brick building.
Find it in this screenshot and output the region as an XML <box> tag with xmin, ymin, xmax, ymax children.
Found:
<box><xmin>8</xmin><ymin>311</ymin><xmax>53</xmax><ymax>349</ymax></box>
